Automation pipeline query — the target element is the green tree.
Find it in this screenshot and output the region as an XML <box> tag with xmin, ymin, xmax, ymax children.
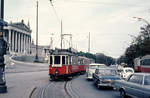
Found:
<box><xmin>123</xmin><ymin>25</ymin><xmax>150</xmax><ymax>67</ymax></box>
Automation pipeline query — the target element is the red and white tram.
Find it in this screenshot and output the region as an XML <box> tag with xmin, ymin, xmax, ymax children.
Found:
<box><xmin>49</xmin><ymin>48</ymin><xmax>91</xmax><ymax>79</ymax></box>
<box><xmin>134</xmin><ymin>55</ymin><xmax>150</xmax><ymax>72</ymax></box>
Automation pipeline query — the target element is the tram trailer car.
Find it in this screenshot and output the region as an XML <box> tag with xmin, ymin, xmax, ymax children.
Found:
<box><xmin>134</xmin><ymin>55</ymin><xmax>150</xmax><ymax>72</ymax></box>
<box><xmin>78</xmin><ymin>56</ymin><xmax>91</xmax><ymax>74</ymax></box>
<box><xmin>48</xmin><ymin>49</ymin><xmax>91</xmax><ymax>79</ymax></box>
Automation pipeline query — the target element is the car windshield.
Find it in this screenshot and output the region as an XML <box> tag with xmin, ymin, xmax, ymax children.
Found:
<box><xmin>125</xmin><ymin>69</ymin><xmax>133</xmax><ymax>73</ymax></box>
<box><xmin>144</xmin><ymin>75</ymin><xmax>150</xmax><ymax>85</ymax></box>
<box><xmin>117</xmin><ymin>69</ymin><xmax>123</xmax><ymax>73</ymax></box>
<box><xmin>99</xmin><ymin>69</ymin><xmax>117</xmax><ymax>76</ymax></box>
<box><xmin>90</xmin><ymin>65</ymin><xmax>98</xmax><ymax>69</ymax></box>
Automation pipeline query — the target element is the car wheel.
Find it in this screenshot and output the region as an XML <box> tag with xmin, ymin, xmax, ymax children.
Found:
<box><xmin>120</xmin><ymin>90</ymin><xmax>127</xmax><ymax>98</ymax></box>
<box><xmin>96</xmin><ymin>80</ymin><xmax>100</xmax><ymax>89</ymax></box>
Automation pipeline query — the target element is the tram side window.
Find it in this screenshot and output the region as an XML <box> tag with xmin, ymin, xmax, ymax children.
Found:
<box><xmin>50</xmin><ymin>56</ymin><xmax>53</xmax><ymax>64</ymax></box>
<box><xmin>72</xmin><ymin>56</ymin><xmax>78</xmax><ymax>65</ymax></box>
<box><xmin>54</xmin><ymin>56</ymin><xmax>60</xmax><ymax>64</ymax></box>
<box><xmin>62</xmin><ymin>56</ymin><xmax>65</xmax><ymax>65</ymax></box>
<box><xmin>69</xmin><ymin>56</ymin><xmax>72</xmax><ymax>65</ymax></box>
<box><xmin>141</xmin><ymin>59</ymin><xmax>150</xmax><ymax>66</ymax></box>
<box><xmin>66</xmin><ymin>56</ymin><xmax>68</xmax><ymax>65</ymax></box>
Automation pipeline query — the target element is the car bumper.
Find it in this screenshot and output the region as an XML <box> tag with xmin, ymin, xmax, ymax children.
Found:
<box><xmin>87</xmin><ymin>76</ymin><xmax>93</xmax><ymax>80</ymax></box>
<box><xmin>98</xmin><ymin>81</ymin><xmax>115</xmax><ymax>87</ymax></box>
<box><xmin>86</xmin><ymin>74</ymin><xmax>93</xmax><ymax>79</ymax></box>
<box><xmin>98</xmin><ymin>83</ymin><xmax>114</xmax><ymax>87</ymax></box>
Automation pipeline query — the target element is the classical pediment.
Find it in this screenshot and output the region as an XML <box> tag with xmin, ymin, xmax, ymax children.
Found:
<box><xmin>9</xmin><ymin>21</ymin><xmax>32</xmax><ymax>33</ymax></box>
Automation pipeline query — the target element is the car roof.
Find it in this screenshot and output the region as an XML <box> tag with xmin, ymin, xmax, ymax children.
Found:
<box><xmin>96</xmin><ymin>67</ymin><xmax>116</xmax><ymax>70</ymax></box>
<box><xmin>123</xmin><ymin>67</ymin><xmax>134</xmax><ymax>70</ymax></box>
<box><xmin>89</xmin><ymin>63</ymin><xmax>106</xmax><ymax>66</ymax></box>
<box><xmin>133</xmin><ymin>73</ymin><xmax>150</xmax><ymax>76</ymax></box>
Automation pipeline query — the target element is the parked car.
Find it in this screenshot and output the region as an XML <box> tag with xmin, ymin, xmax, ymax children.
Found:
<box><xmin>86</xmin><ymin>63</ymin><xmax>106</xmax><ymax>80</ymax></box>
<box><xmin>93</xmin><ymin>68</ymin><xmax>121</xmax><ymax>88</ymax></box>
<box><xmin>119</xmin><ymin>67</ymin><xmax>134</xmax><ymax>79</ymax></box>
<box><xmin>114</xmin><ymin>73</ymin><xmax>150</xmax><ymax>98</ymax></box>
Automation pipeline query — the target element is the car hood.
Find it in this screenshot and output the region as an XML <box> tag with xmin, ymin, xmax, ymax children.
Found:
<box><xmin>144</xmin><ymin>85</ymin><xmax>150</xmax><ymax>88</ymax></box>
<box><xmin>99</xmin><ymin>75</ymin><xmax>121</xmax><ymax>80</ymax></box>
<box><xmin>88</xmin><ymin>69</ymin><xmax>96</xmax><ymax>73</ymax></box>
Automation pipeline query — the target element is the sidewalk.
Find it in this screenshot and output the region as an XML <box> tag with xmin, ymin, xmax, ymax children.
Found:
<box><xmin>4</xmin><ymin>55</ymin><xmax>49</xmax><ymax>73</ymax></box>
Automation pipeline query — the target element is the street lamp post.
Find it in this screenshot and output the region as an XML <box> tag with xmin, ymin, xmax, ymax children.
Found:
<box><xmin>133</xmin><ymin>17</ymin><xmax>150</xmax><ymax>39</ymax></box>
<box><xmin>88</xmin><ymin>32</ymin><xmax>90</xmax><ymax>53</ymax></box>
<box><xmin>133</xmin><ymin>17</ymin><xmax>150</xmax><ymax>25</ymax></box>
<box><xmin>0</xmin><ymin>0</ymin><xmax>7</xmax><ymax>93</ymax></box>
<box><xmin>34</xmin><ymin>1</ymin><xmax>39</xmax><ymax>62</ymax></box>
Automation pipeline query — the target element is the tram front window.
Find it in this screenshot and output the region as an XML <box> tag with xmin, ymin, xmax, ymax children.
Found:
<box><xmin>50</xmin><ymin>56</ymin><xmax>53</xmax><ymax>64</ymax></box>
<box><xmin>54</xmin><ymin>56</ymin><xmax>60</xmax><ymax>64</ymax></box>
<box><xmin>62</xmin><ymin>56</ymin><xmax>65</xmax><ymax>65</ymax></box>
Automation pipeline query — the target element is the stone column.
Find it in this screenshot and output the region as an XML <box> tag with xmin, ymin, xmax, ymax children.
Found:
<box><xmin>22</xmin><ymin>34</ymin><xmax>24</xmax><ymax>53</ymax></box>
<box><xmin>14</xmin><ymin>32</ymin><xmax>16</xmax><ymax>52</ymax></box>
<box><xmin>18</xmin><ymin>33</ymin><xmax>20</xmax><ymax>53</ymax></box>
<box><xmin>29</xmin><ymin>36</ymin><xmax>31</xmax><ymax>54</ymax></box>
<box><xmin>8</xmin><ymin>30</ymin><xmax>11</xmax><ymax>52</ymax></box>
<box><xmin>26</xmin><ymin>35</ymin><xmax>28</xmax><ymax>53</ymax></box>
<box><xmin>20</xmin><ymin>33</ymin><xmax>22</xmax><ymax>53</ymax></box>
<box><xmin>26</xmin><ymin>35</ymin><xmax>29</xmax><ymax>53</ymax></box>
<box><xmin>15</xmin><ymin>31</ymin><xmax>18</xmax><ymax>52</ymax></box>
<box><xmin>12</xmin><ymin>31</ymin><xmax>14</xmax><ymax>52</ymax></box>
<box><xmin>23</xmin><ymin>34</ymin><xmax>26</xmax><ymax>53</ymax></box>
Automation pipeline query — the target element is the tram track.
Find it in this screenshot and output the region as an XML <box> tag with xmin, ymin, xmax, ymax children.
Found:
<box><xmin>29</xmin><ymin>87</ymin><xmax>37</xmax><ymax>98</ymax></box>
<box><xmin>29</xmin><ymin>77</ymin><xmax>80</xmax><ymax>98</ymax></box>
<box><xmin>64</xmin><ymin>78</ymin><xmax>80</xmax><ymax>98</ymax></box>
<box><xmin>29</xmin><ymin>82</ymin><xmax>53</xmax><ymax>98</ymax></box>
<box><xmin>40</xmin><ymin>82</ymin><xmax>53</xmax><ymax>98</ymax></box>
<box><xmin>64</xmin><ymin>81</ymin><xmax>73</xmax><ymax>98</ymax></box>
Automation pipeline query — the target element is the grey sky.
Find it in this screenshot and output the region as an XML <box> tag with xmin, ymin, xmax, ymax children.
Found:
<box><xmin>4</xmin><ymin>0</ymin><xmax>150</xmax><ymax>58</ymax></box>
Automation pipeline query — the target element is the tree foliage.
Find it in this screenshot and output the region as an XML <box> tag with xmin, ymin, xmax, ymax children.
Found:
<box><xmin>95</xmin><ymin>53</ymin><xmax>116</xmax><ymax>66</ymax></box>
<box><xmin>77</xmin><ymin>52</ymin><xmax>116</xmax><ymax>66</ymax></box>
<box><xmin>77</xmin><ymin>51</ymin><xmax>96</xmax><ymax>61</ymax></box>
<box><xmin>119</xmin><ymin>25</ymin><xmax>150</xmax><ymax>67</ymax></box>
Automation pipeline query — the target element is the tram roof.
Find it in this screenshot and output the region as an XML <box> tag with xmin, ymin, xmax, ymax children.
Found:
<box><xmin>50</xmin><ymin>48</ymin><xmax>77</xmax><ymax>56</ymax></box>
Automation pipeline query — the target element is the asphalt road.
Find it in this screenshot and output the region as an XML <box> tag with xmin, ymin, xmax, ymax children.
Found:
<box><xmin>0</xmin><ymin>60</ymin><xmax>120</xmax><ymax>98</ymax></box>
<box><xmin>30</xmin><ymin>74</ymin><xmax>120</xmax><ymax>98</ymax></box>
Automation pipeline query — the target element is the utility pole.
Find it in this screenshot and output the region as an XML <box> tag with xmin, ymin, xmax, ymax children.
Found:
<box><xmin>62</xmin><ymin>34</ymin><xmax>72</xmax><ymax>48</ymax></box>
<box><xmin>88</xmin><ymin>32</ymin><xmax>90</xmax><ymax>53</ymax></box>
<box><xmin>60</xmin><ymin>20</ymin><xmax>63</xmax><ymax>49</ymax></box>
<box><xmin>50</xmin><ymin>33</ymin><xmax>54</xmax><ymax>49</ymax></box>
<box><xmin>0</xmin><ymin>0</ymin><xmax>7</xmax><ymax>93</ymax></box>
<box><xmin>34</xmin><ymin>1</ymin><xmax>39</xmax><ymax>62</ymax></box>
<box><xmin>70</xmin><ymin>33</ymin><xmax>72</xmax><ymax>48</ymax></box>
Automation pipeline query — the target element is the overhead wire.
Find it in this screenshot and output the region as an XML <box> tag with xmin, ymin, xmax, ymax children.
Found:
<box><xmin>61</xmin><ymin>0</ymin><xmax>148</xmax><ymax>7</ymax></box>
<box><xmin>48</xmin><ymin>0</ymin><xmax>60</xmax><ymax>22</ymax></box>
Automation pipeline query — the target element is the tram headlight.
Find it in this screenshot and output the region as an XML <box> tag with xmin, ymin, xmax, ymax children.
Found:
<box><xmin>55</xmin><ymin>69</ymin><xmax>59</xmax><ymax>75</ymax></box>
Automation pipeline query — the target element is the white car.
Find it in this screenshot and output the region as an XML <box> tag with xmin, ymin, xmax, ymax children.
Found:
<box><xmin>119</xmin><ymin>67</ymin><xmax>134</xmax><ymax>79</ymax></box>
<box><xmin>86</xmin><ymin>63</ymin><xmax>106</xmax><ymax>80</ymax></box>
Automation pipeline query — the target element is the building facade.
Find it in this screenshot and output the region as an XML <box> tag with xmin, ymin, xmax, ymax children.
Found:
<box><xmin>30</xmin><ymin>42</ymin><xmax>50</xmax><ymax>56</ymax></box>
<box><xmin>3</xmin><ymin>20</ymin><xmax>32</xmax><ymax>54</ymax></box>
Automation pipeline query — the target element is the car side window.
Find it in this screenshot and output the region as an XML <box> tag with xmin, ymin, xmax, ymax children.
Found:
<box><xmin>128</xmin><ymin>75</ymin><xmax>143</xmax><ymax>85</ymax></box>
<box><xmin>144</xmin><ymin>75</ymin><xmax>150</xmax><ymax>85</ymax></box>
<box><xmin>95</xmin><ymin>69</ymin><xmax>99</xmax><ymax>74</ymax></box>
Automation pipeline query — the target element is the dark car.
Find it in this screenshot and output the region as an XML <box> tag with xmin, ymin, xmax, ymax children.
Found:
<box><xmin>115</xmin><ymin>73</ymin><xmax>150</xmax><ymax>98</ymax></box>
<box><xmin>93</xmin><ymin>68</ymin><xmax>121</xmax><ymax>89</ymax></box>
